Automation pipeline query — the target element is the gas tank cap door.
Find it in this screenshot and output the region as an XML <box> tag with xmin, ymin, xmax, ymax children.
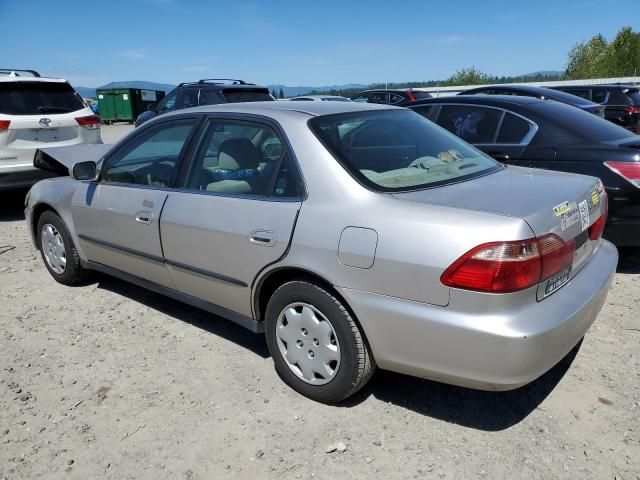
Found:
<box><xmin>338</xmin><ymin>227</ymin><xmax>378</xmax><ymax>269</ymax></box>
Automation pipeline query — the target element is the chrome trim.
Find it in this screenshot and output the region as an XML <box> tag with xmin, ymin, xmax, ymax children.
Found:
<box><xmin>78</xmin><ymin>234</ymin><xmax>165</xmax><ymax>263</ymax></box>
<box><xmin>165</xmin><ymin>259</ymin><xmax>248</xmax><ymax>287</ymax></box>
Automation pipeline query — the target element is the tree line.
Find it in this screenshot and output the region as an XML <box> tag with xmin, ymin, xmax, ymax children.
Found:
<box><xmin>306</xmin><ymin>25</ymin><xmax>639</xmax><ymax>98</ymax></box>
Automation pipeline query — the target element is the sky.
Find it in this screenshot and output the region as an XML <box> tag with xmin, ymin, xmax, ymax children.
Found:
<box><xmin>1</xmin><ymin>0</ymin><xmax>638</xmax><ymax>88</ymax></box>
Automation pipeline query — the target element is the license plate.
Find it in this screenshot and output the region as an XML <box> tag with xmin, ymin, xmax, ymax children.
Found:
<box><xmin>544</xmin><ymin>266</ymin><xmax>571</xmax><ymax>297</ymax></box>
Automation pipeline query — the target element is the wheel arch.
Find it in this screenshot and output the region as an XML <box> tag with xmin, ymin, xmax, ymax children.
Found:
<box><xmin>31</xmin><ymin>202</ymin><xmax>63</xmax><ymax>248</ymax></box>
<box><xmin>253</xmin><ymin>267</ymin><xmax>373</xmax><ymax>350</ymax></box>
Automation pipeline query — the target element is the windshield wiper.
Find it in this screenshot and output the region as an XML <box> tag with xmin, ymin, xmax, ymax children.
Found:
<box><xmin>37</xmin><ymin>106</ymin><xmax>73</xmax><ymax>113</ymax></box>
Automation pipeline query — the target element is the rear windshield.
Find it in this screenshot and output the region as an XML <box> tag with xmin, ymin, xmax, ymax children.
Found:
<box><xmin>308</xmin><ymin>109</ymin><xmax>501</xmax><ymax>192</ymax></box>
<box><xmin>544</xmin><ymin>89</ymin><xmax>599</xmax><ymax>107</ymax></box>
<box><xmin>0</xmin><ymin>81</ymin><xmax>85</xmax><ymax>115</ymax></box>
<box><xmin>533</xmin><ymin>101</ymin><xmax>636</xmax><ymax>142</ymax></box>
<box><xmin>222</xmin><ymin>89</ymin><xmax>273</xmax><ymax>103</ymax></box>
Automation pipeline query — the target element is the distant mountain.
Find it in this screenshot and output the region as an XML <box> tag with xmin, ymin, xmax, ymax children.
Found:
<box><xmin>519</xmin><ymin>70</ymin><xmax>564</xmax><ymax>78</ymax></box>
<box><xmin>266</xmin><ymin>84</ymin><xmax>367</xmax><ymax>97</ymax></box>
<box><xmin>76</xmin><ymin>81</ymin><xmax>177</xmax><ymax>99</ymax></box>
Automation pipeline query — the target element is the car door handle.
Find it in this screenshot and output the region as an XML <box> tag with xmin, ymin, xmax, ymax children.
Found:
<box><xmin>135</xmin><ymin>211</ymin><xmax>153</xmax><ymax>224</ymax></box>
<box><xmin>249</xmin><ymin>230</ymin><xmax>276</xmax><ymax>246</ymax></box>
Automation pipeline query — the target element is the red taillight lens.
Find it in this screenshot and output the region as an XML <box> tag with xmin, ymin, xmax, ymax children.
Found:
<box><xmin>588</xmin><ymin>191</ymin><xmax>608</xmax><ymax>241</ymax></box>
<box><xmin>538</xmin><ymin>234</ymin><xmax>575</xmax><ymax>280</ymax></box>
<box><xmin>406</xmin><ymin>91</ymin><xmax>415</xmax><ymax>102</ymax></box>
<box><xmin>442</xmin><ymin>234</ymin><xmax>576</xmax><ymax>293</ymax></box>
<box><xmin>626</xmin><ymin>106</ymin><xmax>640</xmax><ymax>114</ymax></box>
<box><xmin>75</xmin><ymin>115</ymin><xmax>100</xmax><ymax>128</ymax></box>
<box><xmin>0</xmin><ymin>120</ymin><xmax>10</xmax><ymax>131</ymax></box>
<box><xmin>441</xmin><ymin>239</ymin><xmax>542</xmax><ymax>293</ymax></box>
<box><xmin>604</xmin><ymin>161</ymin><xmax>640</xmax><ymax>188</ymax></box>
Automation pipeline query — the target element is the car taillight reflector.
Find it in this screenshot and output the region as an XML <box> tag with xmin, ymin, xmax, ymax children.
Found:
<box><xmin>441</xmin><ymin>234</ymin><xmax>575</xmax><ymax>293</ymax></box>
<box><xmin>406</xmin><ymin>91</ymin><xmax>415</xmax><ymax>102</ymax></box>
<box><xmin>588</xmin><ymin>191</ymin><xmax>608</xmax><ymax>241</ymax></box>
<box><xmin>604</xmin><ymin>161</ymin><xmax>640</xmax><ymax>188</ymax></box>
<box><xmin>0</xmin><ymin>120</ymin><xmax>10</xmax><ymax>131</ymax></box>
<box><xmin>75</xmin><ymin>115</ymin><xmax>100</xmax><ymax>128</ymax></box>
<box><xmin>626</xmin><ymin>106</ymin><xmax>640</xmax><ymax>114</ymax></box>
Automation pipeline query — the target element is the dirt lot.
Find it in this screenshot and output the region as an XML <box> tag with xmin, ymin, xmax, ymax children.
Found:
<box><xmin>1</xmin><ymin>125</ymin><xmax>639</xmax><ymax>480</ymax></box>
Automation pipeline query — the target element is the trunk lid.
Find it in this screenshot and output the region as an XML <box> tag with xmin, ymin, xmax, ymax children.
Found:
<box><xmin>393</xmin><ymin>165</ymin><xmax>607</xmax><ymax>299</ymax></box>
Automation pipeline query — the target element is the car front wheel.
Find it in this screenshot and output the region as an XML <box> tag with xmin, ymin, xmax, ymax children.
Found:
<box><xmin>265</xmin><ymin>280</ymin><xmax>375</xmax><ymax>403</ymax></box>
<box><xmin>37</xmin><ymin>210</ymin><xmax>88</xmax><ymax>285</ymax></box>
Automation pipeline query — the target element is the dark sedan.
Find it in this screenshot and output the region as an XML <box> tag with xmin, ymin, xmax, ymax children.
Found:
<box><xmin>351</xmin><ymin>89</ymin><xmax>431</xmax><ymax>106</ymax></box>
<box><xmin>459</xmin><ymin>84</ymin><xmax>605</xmax><ymax>117</ymax></box>
<box><xmin>408</xmin><ymin>95</ymin><xmax>640</xmax><ymax>247</ymax></box>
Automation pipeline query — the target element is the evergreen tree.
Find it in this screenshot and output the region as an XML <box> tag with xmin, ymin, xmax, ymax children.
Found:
<box><xmin>279</xmin><ymin>88</ymin><xmax>285</xmax><ymax>99</ymax></box>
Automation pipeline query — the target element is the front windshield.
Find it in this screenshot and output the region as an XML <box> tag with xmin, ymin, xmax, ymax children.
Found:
<box><xmin>308</xmin><ymin>109</ymin><xmax>501</xmax><ymax>191</ymax></box>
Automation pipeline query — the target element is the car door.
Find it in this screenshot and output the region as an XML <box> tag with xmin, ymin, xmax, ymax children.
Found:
<box><xmin>160</xmin><ymin>116</ymin><xmax>303</xmax><ymax>318</ymax></box>
<box><xmin>71</xmin><ymin>117</ymin><xmax>201</xmax><ymax>288</ymax></box>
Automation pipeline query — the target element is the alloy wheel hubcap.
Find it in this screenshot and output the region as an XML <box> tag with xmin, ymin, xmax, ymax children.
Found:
<box><xmin>41</xmin><ymin>224</ymin><xmax>66</xmax><ymax>274</ymax></box>
<box><xmin>275</xmin><ymin>302</ymin><xmax>341</xmax><ymax>385</ymax></box>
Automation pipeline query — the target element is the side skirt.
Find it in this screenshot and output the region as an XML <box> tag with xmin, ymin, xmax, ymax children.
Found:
<box><xmin>83</xmin><ymin>260</ymin><xmax>264</xmax><ymax>334</ymax></box>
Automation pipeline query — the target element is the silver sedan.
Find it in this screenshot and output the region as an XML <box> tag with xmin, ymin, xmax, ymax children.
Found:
<box><xmin>25</xmin><ymin>101</ymin><xmax>617</xmax><ymax>403</ymax></box>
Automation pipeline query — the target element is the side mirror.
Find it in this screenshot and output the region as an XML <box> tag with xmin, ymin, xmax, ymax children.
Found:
<box><xmin>71</xmin><ymin>161</ymin><xmax>98</xmax><ymax>181</ymax></box>
<box><xmin>147</xmin><ymin>103</ymin><xmax>157</xmax><ymax>112</ymax></box>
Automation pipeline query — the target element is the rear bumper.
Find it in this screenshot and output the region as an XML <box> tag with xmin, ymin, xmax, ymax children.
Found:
<box><xmin>337</xmin><ymin>240</ymin><xmax>617</xmax><ymax>391</ymax></box>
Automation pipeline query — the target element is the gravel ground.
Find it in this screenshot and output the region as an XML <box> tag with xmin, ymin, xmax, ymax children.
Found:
<box><xmin>1</xmin><ymin>125</ymin><xmax>639</xmax><ymax>480</ymax></box>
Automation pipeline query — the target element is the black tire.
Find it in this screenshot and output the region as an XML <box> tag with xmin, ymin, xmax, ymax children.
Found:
<box><xmin>264</xmin><ymin>280</ymin><xmax>375</xmax><ymax>403</ymax></box>
<box><xmin>37</xmin><ymin>210</ymin><xmax>88</xmax><ymax>285</ymax></box>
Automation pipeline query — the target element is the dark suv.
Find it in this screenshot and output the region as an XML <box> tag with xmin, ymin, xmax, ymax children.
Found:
<box><xmin>550</xmin><ymin>84</ymin><xmax>640</xmax><ymax>133</ymax></box>
<box><xmin>135</xmin><ymin>79</ymin><xmax>274</xmax><ymax>127</ymax></box>
<box><xmin>351</xmin><ymin>89</ymin><xmax>432</xmax><ymax>106</ymax></box>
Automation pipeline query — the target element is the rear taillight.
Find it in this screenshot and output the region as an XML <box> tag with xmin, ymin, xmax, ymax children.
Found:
<box><xmin>75</xmin><ymin>115</ymin><xmax>100</xmax><ymax>129</ymax></box>
<box><xmin>626</xmin><ymin>106</ymin><xmax>640</xmax><ymax>114</ymax></box>
<box><xmin>405</xmin><ymin>91</ymin><xmax>415</xmax><ymax>102</ymax></box>
<box><xmin>0</xmin><ymin>120</ymin><xmax>10</xmax><ymax>131</ymax></box>
<box><xmin>588</xmin><ymin>190</ymin><xmax>608</xmax><ymax>241</ymax></box>
<box><xmin>441</xmin><ymin>234</ymin><xmax>575</xmax><ymax>293</ymax></box>
<box><xmin>604</xmin><ymin>161</ymin><xmax>640</xmax><ymax>188</ymax></box>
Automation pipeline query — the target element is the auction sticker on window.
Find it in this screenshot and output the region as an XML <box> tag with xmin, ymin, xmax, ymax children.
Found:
<box><xmin>544</xmin><ymin>266</ymin><xmax>571</xmax><ymax>297</ymax></box>
<box><xmin>578</xmin><ymin>200</ymin><xmax>590</xmax><ymax>231</ymax></box>
<box><xmin>560</xmin><ymin>203</ymin><xmax>579</xmax><ymax>231</ymax></box>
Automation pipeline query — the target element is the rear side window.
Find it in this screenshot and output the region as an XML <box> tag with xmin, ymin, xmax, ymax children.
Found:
<box><xmin>411</xmin><ymin>91</ymin><xmax>432</xmax><ymax>100</ymax></box>
<box><xmin>564</xmin><ymin>89</ymin><xmax>590</xmax><ymax>100</ymax></box>
<box><xmin>370</xmin><ymin>92</ymin><xmax>390</xmax><ymax>104</ymax></box>
<box><xmin>436</xmin><ymin>105</ymin><xmax>500</xmax><ymax>143</ymax></box>
<box><xmin>222</xmin><ymin>89</ymin><xmax>273</xmax><ymax>103</ymax></box>
<box><xmin>592</xmin><ymin>89</ymin><xmax>608</xmax><ymax>103</ymax></box>
<box><xmin>411</xmin><ymin>104</ymin><xmax>439</xmax><ymax>121</ymax></box>
<box><xmin>389</xmin><ymin>93</ymin><xmax>405</xmax><ymax>104</ymax></box>
<box><xmin>497</xmin><ymin>113</ymin><xmax>534</xmax><ymax>144</ymax></box>
<box><xmin>627</xmin><ymin>90</ymin><xmax>640</xmax><ymax>104</ymax></box>
<box><xmin>0</xmin><ymin>81</ymin><xmax>85</xmax><ymax>115</ymax></box>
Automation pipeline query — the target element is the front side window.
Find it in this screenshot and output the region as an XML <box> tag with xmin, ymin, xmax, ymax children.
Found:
<box><xmin>184</xmin><ymin>119</ymin><xmax>300</xmax><ymax>198</ymax></box>
<box><xmin>370</xmin><ymin>92</ymin><xmax>390</xmax><ymax>104</ymax></box>
<box><xmin>352</xmin><ymin>94</ymin><xmax>369</xmax><ymax>103</ymax></box>
<box><xmin>157</xmin><ymin>89</ymin><xmax>177</xmax><ymax>113</ymax></box>
<box><xmin>389</xmin><ymin>93</ymin><xmax>405</xmax><ymax>104</ymax></box>
<box><xmin>436</xmin><ymin>105</ymin><xmax>500</xmax><ymax>143</ymax></box>
<box><xmin>309</xmin><ymin>109</ymin><xmax>500</xmax><ymax>192</ymax></box>
<box><xmin>101</xmin><ymin>119</ymin><xmax>198</xmax><ymax>187</ymax></box>
<box><xmin>175</xmin><ymin>88</ymin><xmax>198</xmax><ymax>109</ymax></box>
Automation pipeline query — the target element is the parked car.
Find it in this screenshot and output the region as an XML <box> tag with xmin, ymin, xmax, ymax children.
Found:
<box><xmin>289</xmin><ymin>95</ymin><xmax>351</xmax><ymax>102</ymax></box>
<box><xmin>408</xmin><ymin>95</ymin><xmax>640</xmax><ymax>246</ymax></box>
<box><xmin>458</xmin><ymin>84</ymin><xmax>605</xmax><ymax>117</ymax></box>
<box><xmin>351</xmin><ymin>89</ymin><xmax>431</xmax><ymax>106</ymax></box>
<box><xmin>134</xmin><ymin>78</ymin><xmax>274</xmax><ymax>127</ymax></box>
<box><xmin>550</xmin><ymin>84</ymin><xmax>640</xmax><ymax>133</ymax></box>
<box><xmin>0</xmin><ymin>69</ymin><xmax>101</xmax><ymax>191</ymax></box>
<box><xmin>26</xmin><ymin>101</ymin><xmax>616</xmax><ymax>403</ymax></box>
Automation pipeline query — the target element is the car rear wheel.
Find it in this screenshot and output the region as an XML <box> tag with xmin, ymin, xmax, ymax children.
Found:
<box><xmin>37</xmin><ymin>211</ymin><xmax>88</xmax><ymax>285</ymax></box>
<box><xmin>264</xmin><ymin>280</ymin><xmax>375</xmax><ymax>403</ymax></box>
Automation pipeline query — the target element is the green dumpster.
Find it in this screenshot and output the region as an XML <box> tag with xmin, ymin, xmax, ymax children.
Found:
<box><xmin>96</xmin><ymin>88</ymin><xmax>165</xmax><ymax>124</ymax></box>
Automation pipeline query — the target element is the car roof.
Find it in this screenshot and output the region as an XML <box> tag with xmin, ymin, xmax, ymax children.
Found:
<box><xmin>357</xmin><ymin>89</ymin><xmax>409</xmax><ymax>94</ymax></box>
<box><xmin>0</xmin><ymin>74</ymin><xmax>68</xmax><ymax>84</ymax></box>
<box><xmin>408</xmin><ymin>95</ymin><xmax>546</xmax><ymax>107</ymax></box>
<box><xmin>290</xmin><ymin>95</ymin><xmax>346</xmax><ymax>99</ymax></box>
<box><xmin>163</xmin><ymin>99</ymin><xmax>398</xmax><ymax>119</ymax></box>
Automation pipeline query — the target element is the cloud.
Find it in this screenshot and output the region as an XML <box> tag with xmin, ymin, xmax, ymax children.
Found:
<box><xmin>121</xmin><ymin>49</ymin><xmax>147</xmax><ymax>60</ymax></box>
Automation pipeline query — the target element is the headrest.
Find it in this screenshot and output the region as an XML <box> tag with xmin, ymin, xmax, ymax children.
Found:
<box><xmin>218</xmin><ymin>138</ymin><xmax>260</xmax><ymax>170</ymax></box>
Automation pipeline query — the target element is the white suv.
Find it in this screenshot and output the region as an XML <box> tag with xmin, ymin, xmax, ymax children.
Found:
<box><xmin>0</xmin><ymin>69</ymin><xmax>101</xmax><ymax>191</ymax></box>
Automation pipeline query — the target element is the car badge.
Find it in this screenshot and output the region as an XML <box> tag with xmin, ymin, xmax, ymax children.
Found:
<box><xmin>39</xmin><ymin>118</ymin><xmax>52</xmax><ymax>127</ymax></box>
